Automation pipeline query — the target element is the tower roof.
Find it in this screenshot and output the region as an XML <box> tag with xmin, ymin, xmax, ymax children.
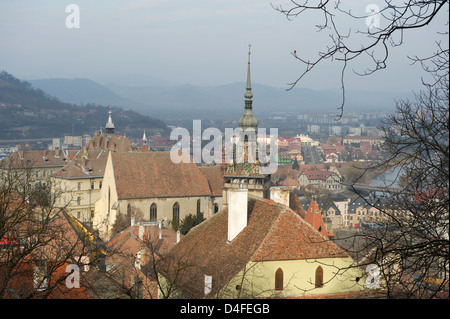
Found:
<box><xmin>105</xmin><ymin>108</ymin><xmax>115</xmax><ymax>134</ymax></box>
<box><xmin>305</xmin><ymin>200</ymin><xmax>330</xmax><ymax>238</ymax></box>
<box><xmin>238</xmin><ymin>45</ymin><xmax>258</xmax><ymax>131</ymax></box>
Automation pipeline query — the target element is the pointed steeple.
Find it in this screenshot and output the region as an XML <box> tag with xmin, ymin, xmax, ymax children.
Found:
<box><xmin>140</xmin><ymin>130</ymin><xmax>149</xmax><ymax>152</ymax></box>
<box><xmin>238</xmin><ymin>45</ymin><xmax>258</xmax><ymax>132</ymax></box>
<box><xmin>142</xmin><ymin>130</ymin><xmax>147</xmax><ymax>145</ymax></box>
<box><xmin>305</xmin><ymin>200</ymin><xmax>331</xmax><ymax>239</ymax></box>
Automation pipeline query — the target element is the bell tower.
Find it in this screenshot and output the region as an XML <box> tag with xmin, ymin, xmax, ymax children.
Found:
<box><xmin>222</xmin><ymin>46</ymin><xmax>271</xmax><ymax>207</ymax></box>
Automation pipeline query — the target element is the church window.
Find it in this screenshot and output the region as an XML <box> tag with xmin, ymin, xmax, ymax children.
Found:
<box><xmin>127</xmin><ymin>204</ymin><xmax>131</xmax><ymax>218</ymax></box>
<box><xmin>150</xmin><ymin>203</ymin><xmax>157</xmax><ymax>222</ymax></box>
<box><xmin>315</xmin><ymin>266</ymin><xmax>324</xmax><ymax>288</ymax></box>
<box><xmin>275</xmin><ymin>268</ymin><xmax>284</xmax><ymax>291</ymax></box>
<box><xmin>197</xmin><ymin>199</ymin><xmax>201</xmax><ymax>217</ymax></box>
<box><xmin>173</xmin><ymin>202</ymin><xmax>180</xmax><ymax>228</ymax></box>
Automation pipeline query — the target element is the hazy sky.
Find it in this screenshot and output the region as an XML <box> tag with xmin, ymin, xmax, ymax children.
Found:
<box><xmin>0</xmin><ymin>0</ymin><xmax>447</xmax><ymax>92</ymax></box>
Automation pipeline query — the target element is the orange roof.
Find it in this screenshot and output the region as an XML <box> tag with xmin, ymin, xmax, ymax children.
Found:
<box><xmin>162</xmin><ymin>196</ymin><xmax>347</xmax><ymax>298</ymax></box>
<box><xmin>86</xmin><ymin>133</ymin><xmax>134</xmax><ymax>152</ymax></box>
<box><xmin>112</xmin><ymin>152</ymin><xmax>213</xmax><ymax>199</ymax></box>
<box><xmin>305</xmin><ymin>200</ymin><xmax>330</xmax><ymax>238</ymax></box>
<box><xmin>279</xmin><ymin>177</ymin><xmax>299</xmax><ymax>187</ymax></box>
<box><xmin>199</xmin><ymin>165</ymin><xmax>225</xmax><ymax>197</ymax></box>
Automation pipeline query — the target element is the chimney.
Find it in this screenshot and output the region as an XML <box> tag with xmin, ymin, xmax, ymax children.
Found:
<box><xmin>270</xmin><ymin>186</ymin><xmax>290</xmax><ymax>207</ymax></box>
<box><xmin>131</xmin><ymin>217</ymin><xmax>135</xmax><ymax>226</ymax></box>
<box><xmin>138</xmin><ymin>225</ymin><xmax>144</xmax><ymax>241</ymax></box>
<box><xmin>176</xmin><ymin>230</ymin><xmax>181</xmax><ymax>243</ymax></box>
<box><xmin>159</xmin><ymin>228</ymin><xmax>162</xmax><ymax>240</ymax></box>
<box><xmin>227</xmin><ymin>188</ymin><xmax>248</xmax><ymax>243</ymax></box>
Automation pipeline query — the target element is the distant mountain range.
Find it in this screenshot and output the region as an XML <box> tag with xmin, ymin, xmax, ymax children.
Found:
<box><xmin>28</xmin><ymin>76</ymin><xmax>414</xmax><ymax>120</ymax></box>
<box><xmin>0</xmin><ymin>71</ymin><xmax>168</xmax><ymax>140</ymax></box>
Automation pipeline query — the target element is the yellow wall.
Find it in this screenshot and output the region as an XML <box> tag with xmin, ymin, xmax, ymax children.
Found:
<box><xmin>221</xmin><ymin>257</ymin><xmax>367</xmax><ymax>298</ymax></box>
<box><xmin>53</xmin><ymin>176</ymin><xmax>103</xmax><ymax>222</ymax></box>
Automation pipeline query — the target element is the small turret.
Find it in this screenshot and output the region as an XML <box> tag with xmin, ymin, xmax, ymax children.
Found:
<box><xmin>105</xmin><ymin>107</ymin><xmax>115</xmax><ymax>136</ymax></box>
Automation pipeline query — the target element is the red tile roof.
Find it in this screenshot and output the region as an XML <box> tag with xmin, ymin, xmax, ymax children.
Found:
<box><xmin>304</xmin><ymin>200</ymin><xmax>330</xmax><ymax>238</ymax></box>
<box><xmin>112</xmin><ymin>152</ymin><xmax>213</xmax><ymax>199</ymax></box>
<box><xmin>4</xmin><ymin>149</ymin><xmax>78</xmax><ymax>168</ymax></box>
<box><xmin>55</xmin><ymin>149</ymin><xmax>109</xmax><ymax>179</ymax></box>
<box><xmin>162</xmin><ymin>196</ymin><xmax>347</xmax><ymax>298</ymax></box>
<box><xmin>199</xmin><ymin>165</ymin><xmax>225</xmax><ymax>197</ymax></box>
<box><xmin>86</xmin><ymin>133</ymin><xmax>134</xmax><ymax>152</ymax></box>
<box><xmin>303</xmin><ymin>170</ymin><xmax>333</xmax><ymax>181</ymax></box>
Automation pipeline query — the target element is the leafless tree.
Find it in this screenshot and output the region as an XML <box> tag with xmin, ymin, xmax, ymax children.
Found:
<box><xmin>272</xmin><ymin>0</ymin><xmax>449</xmax><ymax>119</ymax></box>
<box><xmin>337</xmin><ymin>70</ymin><xmax>449</xmax><ymax>298</ymax></box>
<box><xmin>0</xmin><ymin>159</ymin><xmax>96</xmax><ymax>298</ymax></box>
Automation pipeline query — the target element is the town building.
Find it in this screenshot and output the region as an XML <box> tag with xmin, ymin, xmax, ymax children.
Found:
<box><xmin>159</xmin><ymin>191</ymin><xmax>372</xmax><ymax>298</ymax></box>
<box><xmin>52</xmin><ymin>111</ymin><xmax>136</xmax><ymax>224</ymax></box>
<box><xmin>155</xmin><ymin>50</ymin><xmax>379</xmax><ymax>300</ymax></box>
<box><xmin>93</xmin><ymin>151</ymin><xmax>224</xmax><ymax>240</ymax></box>
<box><xmin>53</xmin><ymin>148</ymin><xmax>109</xmax><ymax>224</ymax></box>
<box><xmin>297</xmin><ymin>169</ymin><xmax>343</xmax><ymax>191</ymax></box>
<box><xmin>1</xmin><ymin>147</ymin><xmax>78</xmax><ymax>190</ymax></box>
<box><xmin>343</xmin><ymin>135</ymin><xmax>383</xmax><ymax>147</ymax></box>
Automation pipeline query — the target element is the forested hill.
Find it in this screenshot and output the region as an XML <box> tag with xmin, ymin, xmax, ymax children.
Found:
<box><xmin>0</xmin><ymin>71</ymin><xmax>168</xmax><ymax>140</ymax></box>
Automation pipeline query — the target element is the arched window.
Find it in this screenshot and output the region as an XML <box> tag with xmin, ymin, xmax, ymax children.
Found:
<box><xmin>197</xmin><ymin>199</ymin><xmax>201</xmax><ymax>217</ymax></box>
<box><xmin>315</xmin><ymin>266</ymin><xmax>324</xmax><ymax>288</ymax></box>
<box><xmin>150</xmin><ymin>203</ymin><xmax>157</xmax><ymax>222</ymax></box>
<box><xmin>173</xmin><ymin>202</ymin><xmax>180</xmax><ymax>228</ymax></box>
<box><xmin>275</xmin><ymin>268</ymin><xmax>283</xmax><ymax>291</ymax></box>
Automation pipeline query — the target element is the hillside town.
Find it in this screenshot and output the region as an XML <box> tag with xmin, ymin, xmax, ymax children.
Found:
<box><xmin>2</xmin><ymin>48</ymin><xmax>446</xmax><ymax>302</ymax></box>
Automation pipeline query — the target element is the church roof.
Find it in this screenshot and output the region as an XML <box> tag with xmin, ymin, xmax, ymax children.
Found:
<box><xmin>86</xmin><ymin>132</ymin><xmax>134</xmax><ymax>153</ymax></box>
<box><xmin>199</xmin><ymin>165</ymin><xmax>224</xmax><ymax>197</ymax></box>
<box><xmin>162</xmin><ymin>196</ymin><xmax>347</xmax><ymax>298</ymax></box>
<box><xmin>111</xmin><ymin>152</ymin><xmax>213</xmax><ymax>199</ymax></box>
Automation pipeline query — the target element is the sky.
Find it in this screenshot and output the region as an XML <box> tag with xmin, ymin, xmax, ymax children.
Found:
<box><xmin>0</xmin><ymin>0</ymin><xmax>448</xmax><ymax>92</ymax></box>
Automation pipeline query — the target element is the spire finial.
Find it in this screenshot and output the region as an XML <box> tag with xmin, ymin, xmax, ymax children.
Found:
<box><xmin>245</xmin><ymin>44</ymin><xmax>253</xmax><ymax>100</ymax></box>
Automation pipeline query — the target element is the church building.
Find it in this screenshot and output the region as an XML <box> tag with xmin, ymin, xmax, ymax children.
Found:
<box><xmin>93</xmin><ymin>151</ymin><xmax>224</xmax><ymax>240</ymax></box>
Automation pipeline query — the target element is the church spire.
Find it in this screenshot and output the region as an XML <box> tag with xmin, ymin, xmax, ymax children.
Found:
<box><xmin>238</xmin><ymin>45</ymin><xmax>258</xmax><ymax>132</ymax></box>
<box><xmin>142</xmin><ymin>130</ymin><xmax>147</xmax><ymax>145</ymax></box>
<box><xmin>244</xmin><ymin>45</ymin><xmax>253</xmax><ymax>101</ymax></box>
<box><xmin>140</xmin><ymin>130</ymin><xmax>149</xmax><ymax>152</ymax></box>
